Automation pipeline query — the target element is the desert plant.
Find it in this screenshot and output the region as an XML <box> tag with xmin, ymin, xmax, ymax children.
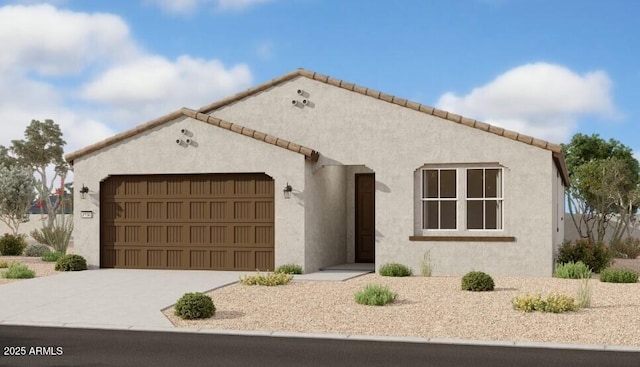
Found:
<box><xmin>610</xmin><ymin>237</ymin><xmax>640</xmax><ymax>259</ymax></box>
<box><xmin>55</xmin><ymin>254</ymin><xmax>87</xmax><ymax>271</ymax></box>
<box><xmin>275</xmin><ymin>264</ymin><xmax>303</xmax><ymax>274</ymax></box>
<box><xmin>2</xmin><ymin>263</ymin><xmax>35</xmax><ymax>279</ymax></box>
<box><xmin>0</xmin><ymin>260</ymin><xmax>9</xmax><ymax>268</ymax></box>
<box><xmin>461</xmin><ymin>271</ymin><xmax>495</xmax><ymax>291</ymax></box>
<box><xmin>0</xmin><ymin>233</ymin><xmax>27</xmax><ymax>256</ymax></box>
<box><xmin>30</xmin><ymin>214</ymin><xmax>73</xmax><ymax>254</ymax></box>
<box><xmin>354</xmin><ymin>284</ymin><xmax>397</xmax><ymax>306</ymax></box>
<box><xmin>379</xmin><ymin>262</ymin><xmax>413</xmax><ymax>277</ymax></box>
<box><xmin>174</xmin><ymin>292</ymin><xmax>216</xmax><ymax>320</ymax></box>
<box><xmin>420</xmin><ymin>250</ymin><xmax>434</xmax><ymax>277</ymax></box>
<box><xmin>576</xmin><ymin>278</ymin><xmax>592</xmax><ymax>308</ymax></box>
<box><xmin>239</xmin><ymin>271</ymin><xmax>292</xmax><ymax>286</ymax></box>
<box><xmin>557</xmin><ymin>239</ymin><xmax>612</xmax><ymax>273</ymax></box>
<box><xmin>24</xmin><ymin>243</ymin><xmax>52</xmax><ymax>257</ymax></box>
<box><xmin>599</xmin><ymin>268</ymin><xmax>639</xmax><ymax>283</ymax></box>
<box><xmin>512</xmin><ymin>293</ymin><xmax>577</xmax><ymax>313</ymax></box>
<box><xmin>42</xmin><ymin>251</ymin><xmax>64</xmax><ymax>262</ymax></box>
<box><xmin>554</xmin><ymin>261</ymin><xmax>592</xmax><ymax>279</ymax></box>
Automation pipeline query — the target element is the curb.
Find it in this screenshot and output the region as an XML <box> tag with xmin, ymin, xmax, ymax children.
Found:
<box><xmin>2</xmin><ymin>321</ymin><xmax>639</xmax><ymax>352</ymax></box>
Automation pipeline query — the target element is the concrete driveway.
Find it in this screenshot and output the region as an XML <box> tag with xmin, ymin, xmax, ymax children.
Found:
<box><xmin>0</xmin><ymin>269</ymin><xmax>241</xmax><ymax>329</ymax></box>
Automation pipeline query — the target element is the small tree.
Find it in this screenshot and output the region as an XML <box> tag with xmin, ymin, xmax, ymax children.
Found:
<box><xmin>0</xmin><ymin>119</ymin><xmax>69</xmax><ymax>228</ymax></box>
<box><xmin>563</xmin><ymin>134</ymin><xmax>640</xmax><ymax>242</ymax></box>
<box><xmin>0</xmin><ymin>165</ymin><xmax>36</xmax><ymax>235</ymax></box>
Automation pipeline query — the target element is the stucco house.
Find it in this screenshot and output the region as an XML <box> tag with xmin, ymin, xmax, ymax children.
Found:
<box><xmin>66</xmin><ymin>69</ymin><xmax>568</xmax><ymax>276</ymax></box>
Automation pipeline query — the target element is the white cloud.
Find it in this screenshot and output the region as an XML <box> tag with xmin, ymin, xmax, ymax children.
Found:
<box><xmin>144</xmin><ymin>0</ymin><xmax>273</xmax><ymax>14</ymax></box>
<box><xmin>0</xmin><ymin>4</ymin><xmax>137</xmax><ymax>75</ymax></box>
<box><xmin>436</xmin><ymin>62</ymin><xmax>617</xmax><ymax>143</ymax></box>
<box><xmin>0</xmin><ymin>3</ymin><xmax>253</xmax><ymax>157</ymax></box>
<box><xmin>81</xmin><ymin>55</ymin><xmax>252</xmax><ymax>122</ymax></box>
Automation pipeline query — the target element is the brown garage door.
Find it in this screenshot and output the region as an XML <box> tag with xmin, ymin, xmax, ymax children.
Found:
<box><xmin>100</xmin><ymin>173</ymin><xmax>274</xmax><ymax>270</ymax></box>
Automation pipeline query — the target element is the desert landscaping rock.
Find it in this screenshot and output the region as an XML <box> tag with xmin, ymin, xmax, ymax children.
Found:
<box><xmin>165</xmin><ymin>273</ymin><xmax>640</xmax><ymax>347</ymax></box>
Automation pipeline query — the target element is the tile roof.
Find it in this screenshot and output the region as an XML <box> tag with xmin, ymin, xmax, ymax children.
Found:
<box><xmin>65</xmin><ymin>68</ymin><xmax>568</xmax><ymax>184</ymax></box>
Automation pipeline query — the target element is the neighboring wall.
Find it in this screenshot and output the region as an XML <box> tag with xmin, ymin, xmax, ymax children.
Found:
<box><xmin>0</xmin><ymin>214</ymin><xmax>73</xmax><ymax>244</ymax></box>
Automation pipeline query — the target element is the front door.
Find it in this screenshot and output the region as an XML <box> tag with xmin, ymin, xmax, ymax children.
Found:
<box><xmin>355</xmin><ymin>173</ymin><xmax>375</xmax><ymax>263</ymax></box>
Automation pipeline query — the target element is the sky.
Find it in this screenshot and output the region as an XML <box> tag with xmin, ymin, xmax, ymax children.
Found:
<box><xmin>0</xmin><ymin>0</ymin><xmax>638</xmax><ymax>165</ymax></box>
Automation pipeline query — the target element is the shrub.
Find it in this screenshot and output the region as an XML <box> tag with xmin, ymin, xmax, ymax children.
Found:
<box><xmin>24</xmin><ymin>243</ymin><xmax>52</xmax><ymax>257</ymax></box>
<box><xmin>554</xmin><ymin>261</ymin><xmax>592</xmax><ymax>279</ymax></box>
<box><xmin>420</xmin><ymin>250</ymin><xmax>434</xmax><ymax>277</ymax></box>
<box><xmin>240</xmin><ymin>272</ymin><xmax>292</xmax><ymax>286</ymax></box>
<box><xmin>610</xmin><ymin>238</ymin><xmax>640</xmax><ymax>259</ymax></box>
<box><xmin>354</xmin><ymin>284</ymin><xmax>397</xmax><ymax>306</ymax></box>
<box><xmin>42</xmin><ymin>251</ymin><xmax>64</xmax><ymax>262</ymax></box>
<box><xmin>461</xmin><ymin>271</ymin><xmax>495</xmax><ymax>291</ymax></box>
<box><xmin>379</xmin><ymin>263</ymin><xmax>413</xmax><ymax>277</ymax></box>
<box><xmin>275</xmin><ymin>264</ymin><xmax>303</xmax><ymax>274</ymax></box>
<box><xmin>512</xmin><ymin>293</ymin><xmax>577</xmax><ymax>313</ymax></box>
<box><xmin>174</xmin><ymin>292</ymin><xmax>215</xmax><ymax>320</ymax></box>
<box><xmin>2</xmin><ymin>263</ymin><xmax>35</xmax><ymax>279</ymax></box>
<box><xmin>30</xmin><ymin>215</ymin><xmax>73</xmax><ymax>254</ymax></box>
<box><xmin>599</xmin><ymin>268</ymin><xmax>639</xmax><ymax>283</ymax></box>
<box><xmin>557</xmin><ymin>239</ymin><xmax>612</xmax><ymax>273</ymax></box>
<box><xmin>0</xmin><ymin>260</ymin><xmax>10</xmax><ymax>268</ymax></box>
<box><xmin>0</xmin><ymin>234</ymin><xmax>27</xmax><ymax>256</ymax></box>
<box><xmin>55</xmin><ymin>254</ymin><xmax>87</xmax><ymax>271</ymax></box>
<box><xmin>576</xmin><ymin>278</ymin><xmax>592</xmax><ymax>308</ymax></box>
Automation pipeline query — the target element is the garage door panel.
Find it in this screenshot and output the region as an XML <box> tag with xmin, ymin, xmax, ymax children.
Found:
<box><xmin>100</xmin><ymin>173</ymin><xmax>274</xmax><ymax>270</ymax></box>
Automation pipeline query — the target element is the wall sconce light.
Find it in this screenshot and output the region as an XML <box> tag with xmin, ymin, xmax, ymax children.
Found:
<box><xmin>80</xmin><ymin>184</ymin><xmax>89</xmax><ymax>199</ymax></box>
<box><xmin>283</xmin><ymin>183</ymin><xmax>292</xmax><ymax>199</ymax></box>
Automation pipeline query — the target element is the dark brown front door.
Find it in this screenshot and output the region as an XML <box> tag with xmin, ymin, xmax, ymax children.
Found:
<box><xmin>355</xmin><ymin>173</ymin><xmax>375</xmax><ymax>263</ymax></box>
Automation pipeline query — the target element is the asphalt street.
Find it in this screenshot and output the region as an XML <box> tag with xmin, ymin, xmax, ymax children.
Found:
<box><xmin>1</xmin><ymin>325</ymin><xmax>638</xmax><ymax>367</ymax></box>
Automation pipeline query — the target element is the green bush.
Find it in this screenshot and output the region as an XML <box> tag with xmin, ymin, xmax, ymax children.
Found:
<box><xmin>0</xmin><ymin>260</ymin><xmax>10</xmax><ymax>268</ymax></box>
<box><xmin>55</xmin><ymin>254</ymin><xmax>87</xmax><ymax>271</ymax></box>
<box><xmin>557</xmin><ymin>239</ymin><xmax>612</xmax><ymax>273</ymax></box>
<box><xmin>2</xmin><ymin>263</ymin><xmax>35</xmax><ymax>279</ymax></box>
<box><xmin>354</xmin><ymin>284</ymin><xmax>397</xmax><ymax>306</ymax></box>
<box><xmin>610</xmin><ymin>238</ymin><xmax>640</xmax><ymax>259</ymax></box>
<box><xmin>24</xmin><ymin>243</ymin><xmax>51</xmax><ymax>257</ymax></box>
<box><xmin>174</xmin><ymin>292</ymin><xmax>215</xmax><ymax>320</ymax></box>
<box><xmin>240</xmin><ymin>272</ymin><xmax>292</xmax><ymax>286</ymax></box>
<box><xmin>554</xmin><ymin>261</ymin><xmax>592</xmax><ymax>279</ymax></box>
<box><xmin>42</xmin><ymin>251</ymin><xmax>64</xmax><ymax>262</ymax></box>
<box><xmin>512</xmin><ymin>293</ymin><xmax>577</xmax><ymax>313</ymax></box>
<box><xmin>0</xmin><ymin>234</ymin><xmax>27</xmax><ymax>256</ymax></box>
<box><xmin>275</xmin><ymin>264</ymin><xmax>303</xmax><ymax>274</ymax></box>
<box><xmin>30</xmin><ymin>215</ymin><xmax>73</xmax><ymax>254</ymax></box>
<box><xmin>379</xmin><ymin>263</ymin><xmax>413</xmax><ymax>277</ymax></box>
<box><xmin>599</xmin><ymin>268</ymin><xmax>639</xmax><ymax>283</ymax></box>
<box><xmin>461</xmin><ymin>271</ymin><xmax>495</xmax><ymax>291</ymax></box>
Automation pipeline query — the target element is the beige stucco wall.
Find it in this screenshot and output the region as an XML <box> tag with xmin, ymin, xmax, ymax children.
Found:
<box><xmin>207</xmin><ymin>76</ymin><xmax>559</xmax><ymax>276</ymax></box>
<box><xmin>72</xmin><ymin>75</ymin><xmax>563</xmax><ymax>276</ymax></box>
<box><xmin>72</xmin><ymin>115</ymin><xmax>306</xmax><ymax>268</ymax></box>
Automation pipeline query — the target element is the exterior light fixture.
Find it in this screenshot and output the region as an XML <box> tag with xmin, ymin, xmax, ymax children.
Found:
<box><xmin>283</xmin><ymin>183</ymin><xmax>292</xmax><ymax>199</ymax></box>
<box><xmin>80</xmin><ymin>184</ymin><xmax>89</xmax><ymax>199</ymax></box>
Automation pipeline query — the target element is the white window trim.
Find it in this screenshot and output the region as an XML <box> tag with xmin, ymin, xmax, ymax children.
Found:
<box><xmin>465</xmin><ymin>168</ymin><xmax>504</xmax><ymax>231</ymax></box>
<box><xmin>420</xmin><ymin>168</ymin><xmax>458</xmax><ymax>231</ymax></box>
<box><xmin>419</xmin><ymin>165</ymin><xmax>505</xmax><ymax>234</ymax></box>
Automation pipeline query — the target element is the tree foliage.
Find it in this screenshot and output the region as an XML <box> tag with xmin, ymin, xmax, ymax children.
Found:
<box><xmin>0</xmin><ymin>165</ymin><xmax>36</xmax><ymax>235</ymax></box>
<box><xmin>562</xmin><ymin>133</ymin><xmax>640</xmax><ymax>243</ymax></box>
<box><xmin>0</xmin><ymin>120</ymin><xmax>69</xmax><ymax>227</ymax></box>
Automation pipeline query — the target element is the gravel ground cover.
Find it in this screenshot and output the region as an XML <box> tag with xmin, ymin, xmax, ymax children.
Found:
<box><xmin>165</xmin><ymin>259</ymin><xmax>640</xmax><ymax>347</ymax></box>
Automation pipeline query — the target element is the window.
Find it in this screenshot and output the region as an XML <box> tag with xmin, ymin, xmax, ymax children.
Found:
<box><xmin>420</xmin><ymin>166</ymin><xmax>504</xmax><ymax>232</ymax></box>
<box><xmin>466</xmin><ymin>168</ymin><xmax>503</xmax><ymax>230</ymax></box>
<box><xmin>421</xmin><ymin>169</ymin><xmax>457</xmax><ymax>229</ymax></box>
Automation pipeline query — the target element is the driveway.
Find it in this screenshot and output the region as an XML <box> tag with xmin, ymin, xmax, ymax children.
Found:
<box><xmin>0</xmin><ymin>269</ymin><xmax>240</xmax><ymax>329</ymax></box>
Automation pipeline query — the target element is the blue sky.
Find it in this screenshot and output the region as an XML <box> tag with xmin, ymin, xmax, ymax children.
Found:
<box><xmin>0</xmin><ymin>0</ymin><xmax>638</xmax><ymax>161</ymax></box>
